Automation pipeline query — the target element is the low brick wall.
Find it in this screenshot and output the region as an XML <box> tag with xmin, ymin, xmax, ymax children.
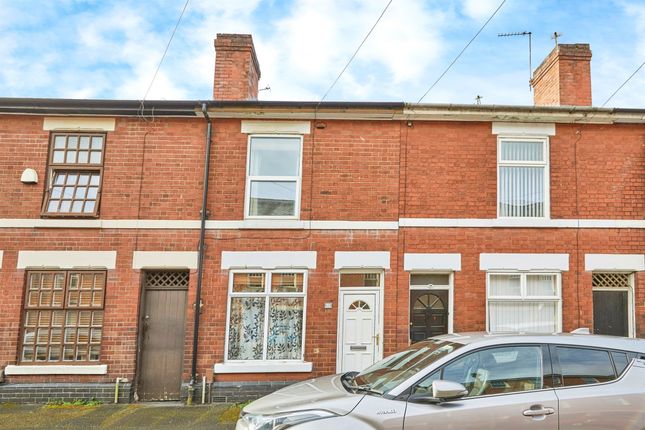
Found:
<box><xmin>210</xmin><ymin>381</ymin><xmax>295</xmax><ymax>403</ymax></box>
<box><xmin>0</xmin><ymin>382</ymin><xmax>133</xmax><ymax>404</ymax></box>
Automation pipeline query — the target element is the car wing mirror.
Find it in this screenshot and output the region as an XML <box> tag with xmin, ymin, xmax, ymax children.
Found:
<box><xmin>408</xmin><ymin>380</ymin><xmax>468</xmax><ymax>404</ymax></box>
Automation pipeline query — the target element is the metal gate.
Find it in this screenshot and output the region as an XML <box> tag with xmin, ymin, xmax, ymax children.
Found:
<box><xmin>137</xmin><ymin>271</ymin><xmax>189</xmax><ymax>401</ymax></box>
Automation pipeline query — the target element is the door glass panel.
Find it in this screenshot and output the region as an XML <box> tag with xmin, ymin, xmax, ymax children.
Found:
<box><xmin>442</xmin><ymin>346</ymin><xmax>543</xmax><ymax>397</ymax></box>
<box><xmin>410</xmin><ymin>274</ymin><xmax>450</xmax><ymax>286</ymax></box>
<box><xmin>557</xmin><ymin>347</ymin><xmax>616</xmax><ymax>386</ymax></box>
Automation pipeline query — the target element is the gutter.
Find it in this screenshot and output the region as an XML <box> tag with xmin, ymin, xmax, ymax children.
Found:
<box><xmin>190</xmin><ymin>102</ymin><xmax>213</xmax><ymax>397</ymax></box>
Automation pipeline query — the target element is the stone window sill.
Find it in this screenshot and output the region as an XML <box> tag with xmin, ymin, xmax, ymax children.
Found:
<box><xmin>213</xmin><ymin>361</ymin><xmax>312</xmax><ymax>374</ymax></box>
<box><xmin>4</xmin><ymin>364</ymin><xmax>108</xmax><ymax>375</ymax></box>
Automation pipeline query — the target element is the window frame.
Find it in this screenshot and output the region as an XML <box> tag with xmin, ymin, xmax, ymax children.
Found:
<box><xmin>223</xmin><ymin>269</ymin><xmax>308</xmax><ymax>364</ymax></box>
<box><xmin>496</xmin><ymin>135</ymin><xmax>550</xmax><ymax>219</ymax></box>
<box><xmin>549</xmin><ymin>344</ymin><xmax>625</xmax><ymax>389</ymax></box>
<box><xmin>41</xmin><ymin>132</ymin><xmax>106</xmax><ymax>218</ymax></box>
<box><xmin>19</xmin><ymin>269</ymin><xmax>106</xmax><ymax>364</ymax></box>
<box><xmin>244</xmin><ymin>134</ymin><xmax>303</xmax><ymax>220</ymax></box>
<box><xmin>486</xmin><ymin>271</ymin><xmax>562</xmax><ymax>334</ymax></box>
<box><xmin>411</xmin><ymin>343</ymin><xmax>553</xmax><ymax>400</ymax></box>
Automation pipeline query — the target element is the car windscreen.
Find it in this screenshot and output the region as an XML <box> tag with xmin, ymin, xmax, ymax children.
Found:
<box><xmin>352</xmin><ymin>339</ymin><xmax>463</xmax><ymax>394</ymax></box>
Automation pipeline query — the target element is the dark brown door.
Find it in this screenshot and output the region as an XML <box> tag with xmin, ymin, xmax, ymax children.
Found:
<box><xmin>138</xmin><ymin>271</ymin><xmax>188</xmax><ymax>401</ymax></box>
<box><xmin>593</xmin><ymin>290</ymin><xmax>628</xmax><ymax>337</ymax></box>
<box><xmin>409</xmin><ymin>290</ymin><xmax>448</xmax><ymax>343</ymax></box>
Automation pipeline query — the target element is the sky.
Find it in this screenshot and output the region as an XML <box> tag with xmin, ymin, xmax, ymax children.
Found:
<box><xmin>0</xmin><ymin>0</ymin><xmax>644</xmax><ymax>108</ymax></box>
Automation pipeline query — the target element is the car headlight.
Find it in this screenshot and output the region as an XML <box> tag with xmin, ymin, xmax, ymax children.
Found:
<box><xmin>237</xmin><ymin>410</ymin><xmax>337</xmax><ymax>430</ymax></box>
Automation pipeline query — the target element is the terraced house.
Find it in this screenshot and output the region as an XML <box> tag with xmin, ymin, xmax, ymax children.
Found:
<box><xmin>0</xmin><ymin>34</ymin><xmax>643</xmax><ymax>403</ymax></box>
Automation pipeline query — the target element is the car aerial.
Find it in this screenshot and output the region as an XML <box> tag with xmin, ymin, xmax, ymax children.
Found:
<box><xmin>236</xmin><ymin>332</ymin><xmax>645</xmax><ymax>430</ymax></box>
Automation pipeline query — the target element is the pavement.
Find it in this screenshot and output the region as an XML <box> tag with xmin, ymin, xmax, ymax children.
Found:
<box><xmin>0</xmin><ymin>402</ymin><xmax>240</xmax><ymax>430</ymax></box>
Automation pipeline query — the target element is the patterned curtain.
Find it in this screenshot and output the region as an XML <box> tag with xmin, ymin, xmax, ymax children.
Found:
<box><xmin>267</xmin><ymin>297</ymin><xmax>303</xmax><ymax>360</ymax></box>
<box><xmin>228</xmin><ymin>297</ymin><xmax>265</xmax><ymax>360</ymax></box>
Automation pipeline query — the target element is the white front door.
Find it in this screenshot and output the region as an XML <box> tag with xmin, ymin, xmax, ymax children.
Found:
<box><xmin>340</xmin><ymin>292</ymin><xmax>378</xmax><ymax>373</ymax></box>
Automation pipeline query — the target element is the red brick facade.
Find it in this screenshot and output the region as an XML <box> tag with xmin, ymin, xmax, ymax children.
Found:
<box><xmin>0</xmin><ymin>38</ymin><xmax>643</xmax><ymax>402</ymax></box>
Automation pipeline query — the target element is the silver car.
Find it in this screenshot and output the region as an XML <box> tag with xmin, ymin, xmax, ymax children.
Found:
<box><xmin>236</xmin><ymin>332</ymin><xmax>645</xmax><ymax>430</ymax></box>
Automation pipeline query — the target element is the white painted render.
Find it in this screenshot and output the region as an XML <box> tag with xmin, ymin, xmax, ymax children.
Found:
<box><xmin>4</xmin><ymin>364</ymin><xmax>108</xmax><ymax>375</ymax></box>
<box><xmin>492</xmin><ymin>122</ymin><xmax>556</xmax><ymax>136</ymax></box>
<box><xmin>585</xmin><ymin>254</ymin><xmax>645</xmax><ymax>272</ymax></box>
<box><xmin>43</xmin><ymin>117</ymin><xmax>115</xmax><ymax>131</ymax></box>
<box><xmin>1</xmin><ymin>218</ymin><xmax>643</xmax><ymax>230</ymax></box>
<box><xmin>221</xmin><ymin>251</ymin><xmax>317</xmax><ymax>270</ymax></box>
<box><xmin>480</xmin><ymin>253</ymin><xmax>569</xmax><ymax>271</ymax></box>
<box><xmin>404</xmin><ymin>253</ymin><xmax>462</xmax><ymax>271</ymax></box>
<box><xmin>241</xmin><ymin>120</ymin><xmax>311</xmax><ymax>134</ymax></box>
<box><xmin>334</xmin><ymin>251</ymin><xmax>391</xmax><ymax>270</ymax></box>
<box><xmin>132</xmin><ymin>251</ymin><xmax>198</xmax><ymax>269</ymax></box>
<box><xmin>17</xmin><ymin>251</ymin><xmax>117</xmax><ymax>269</ymax></box>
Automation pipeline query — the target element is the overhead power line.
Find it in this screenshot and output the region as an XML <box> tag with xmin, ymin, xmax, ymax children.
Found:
<box><xmin>417</xmin><ymin>0</ymin><xmax>507</xmax><ymax>104</ymax></box>
<box><xmin>142</xmin><ymin>0</ymin><xmax>190</xmax><ymax>101</ymax></box>
<box><xmin>318</xmin><ymin>0</ymin><xmax>393</xmax><ymax>106</ymax></box>
<box><xmin>601</xmin><ymin>60</ymin><xmax>645</xmax><ymax>107</ymax></box>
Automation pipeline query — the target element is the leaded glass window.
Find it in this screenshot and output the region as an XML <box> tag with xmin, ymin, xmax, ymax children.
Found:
<box><xmin>43</xmin><ymin>133</ymin><xmax>105</xmax><ymax>217</ymax></box>
<box><xmin>21</xmin><ymin>271</ymin><xmax>105</xmax><ymax>362</ymax></box>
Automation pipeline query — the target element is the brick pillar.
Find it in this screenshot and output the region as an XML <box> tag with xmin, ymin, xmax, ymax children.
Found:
<box><xmin>213</xmin><ymin>34</ymin><xmax>261</xmax><ymax>101</ymax></box>
<box><xmin>531</xmin><ymin>44</ymin><xmax>592</xmax><ymax>106</ymax></box>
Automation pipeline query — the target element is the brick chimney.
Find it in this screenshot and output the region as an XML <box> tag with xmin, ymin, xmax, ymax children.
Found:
<box><xmin>531</xmin><ymin>44</ymin><xmax>592</xmax><ymax>106</ymax></box>
<box><xmin>213</xmin><ymin>34</ymin><xmax>261</xmax><ymax>100</ymax></box>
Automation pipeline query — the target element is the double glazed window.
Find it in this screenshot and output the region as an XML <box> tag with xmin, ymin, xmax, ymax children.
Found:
<box><xmin>498</xmin><ymin>138</ymin><xmax>548</xmax><ymax>218</ymax></box>
<box><xmin>43</xmin><ymin>133</ymin><xmax>105</xmax><ymax>216</ymax></box>
<box><xmin>487</xmin><ymin>273</ymin><xmax>561</xmax><ymax>333</ymax></box>
<box><xmin>21</xmin><ymin>271</ymin><xmax>105</xmax><ymax>363</ymax></box>
<box><xmin>226</xmin><ymin>271</ymin><xmax>306</xmax><ymax>361</ymax></box>
<box><xmin>245</xmin><ymin>136</ymin><xmax>302</xmax><ymax>218</ymax></box>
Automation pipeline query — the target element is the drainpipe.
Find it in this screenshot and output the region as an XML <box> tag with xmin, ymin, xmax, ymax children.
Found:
<box><xmin>190</xmin><ymin>102</ymin><xmax>212</xmax><ymax>401</ymax></box>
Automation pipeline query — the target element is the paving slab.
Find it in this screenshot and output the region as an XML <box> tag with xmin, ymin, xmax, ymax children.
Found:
<box><xmin>0</xmin><ymin>402</ymin><xmax>239</xmax><ymax>430</ymax></box>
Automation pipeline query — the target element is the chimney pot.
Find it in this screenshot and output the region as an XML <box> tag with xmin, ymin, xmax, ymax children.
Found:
<box><xmin>531</xmin><ymin>43</ymin><xmax>592</xmax><ymax>106</ymax></box>
<box><xmin>213</xmin><ymin>34</ymin><xmax>261</xmax><ymax>100</ymax></box>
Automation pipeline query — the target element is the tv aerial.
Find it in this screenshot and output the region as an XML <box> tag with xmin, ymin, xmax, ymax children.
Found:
<box><xmin>498</xmin><ymin>31</ymin><xmax>532</xmax><ymax>91</ymax></box>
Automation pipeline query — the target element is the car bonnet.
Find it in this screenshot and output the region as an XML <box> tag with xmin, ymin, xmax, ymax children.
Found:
<box><xmin>243</xmin><ymin>374</ymin><xmax>363</xmax><ymax>416</ymax></box>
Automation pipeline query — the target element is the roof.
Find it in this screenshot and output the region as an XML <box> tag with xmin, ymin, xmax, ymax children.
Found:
<box><xmin>434</xmin><ymin>331</ymin><xmax>645</xmax><ymax>353</ymax></box>
<box><xmin>0</xmin><ymin>97</ymin><xmax>643</xmax><ymax>124</ymax></box>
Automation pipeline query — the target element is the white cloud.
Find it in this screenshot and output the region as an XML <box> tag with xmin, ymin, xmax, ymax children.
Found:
<box><xmin>460</xmin><ymin>0</ymin><xmax>501</xmax><ymax>20</ymax></box>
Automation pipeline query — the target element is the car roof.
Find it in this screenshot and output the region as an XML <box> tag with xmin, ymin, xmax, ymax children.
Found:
<box><xmin>431</xmin><ymin>332</ymin><xmax>645</xmax><ymax>353</ymax></box>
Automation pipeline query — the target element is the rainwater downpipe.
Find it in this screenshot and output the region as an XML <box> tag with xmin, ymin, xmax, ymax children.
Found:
<box><xmin>189</xmin><ymin>102</ymin><xmax>213</xmax><ymax>403</ymax></box>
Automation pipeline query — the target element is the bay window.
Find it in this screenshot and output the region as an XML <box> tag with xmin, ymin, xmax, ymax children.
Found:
<box><xmin>487</xmin><ymin>272</ymin><xmax>561</xmax><ymax>333</ymax></box>
<box><xmin>226</xmin><ymin>271</ymin><xmax>306</xmax><ymax>362</ymax></box>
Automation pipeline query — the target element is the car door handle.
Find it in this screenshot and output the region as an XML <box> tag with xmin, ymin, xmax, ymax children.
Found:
<box><xmin>523</xmin><ymin>406</ymin><xmax>555</xmax><ymax>417</ymax></box>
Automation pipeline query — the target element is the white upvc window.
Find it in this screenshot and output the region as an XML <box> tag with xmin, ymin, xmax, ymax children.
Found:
<box><xmin>497</xmin><ymin>137</ymin><xmax>549</xmax><ymax>218</ymax></box>
<box><xmin>224</xmin><ymin>270</ymin><xmax>307</xmax><ymax>362</ymax></box>
<box><xmin>244</xmin><ymin>135</ymin><xmax>303</xmax><ymax>219</ymax></box>
<box><xmin>487</xmin><ymin>272</ymin><xmax>561</xmax><ymax>333</ymax></box>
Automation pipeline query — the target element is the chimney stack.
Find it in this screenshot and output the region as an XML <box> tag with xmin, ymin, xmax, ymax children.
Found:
<box><xmin>531</xmin><ymin>44</ymin><xmax>592</xmax><ymax>106</ymax></box>
<box><xmin>213</xmin><ymin>34</ymin><xmax>261</xmax><ymax>101</ymax></box>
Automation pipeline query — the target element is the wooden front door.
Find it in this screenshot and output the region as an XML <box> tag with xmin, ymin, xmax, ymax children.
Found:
<box><xmin>409</xmin><ymin>290</ymin><xmax>448</xmax><ymax>343</ymax></box>
<box><xmin>137</xmin><ymin>271</ymin><xmax>188</xmax><ymax>401</ymax></box>
<box><xmin>593</xmin><ymin>290</ymin><xmax>628</xmax><ymax>337</ymax></box>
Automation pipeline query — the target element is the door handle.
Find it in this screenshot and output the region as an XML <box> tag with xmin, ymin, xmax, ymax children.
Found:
<box><xmin>373</xmin><ymin>333</ymin><xmax>380</xmax><ymax>346</ymax></box>
<box><xmin>523</xmin><ymin>406</ymin><xmax>555</xmax><ymax>417</ymax></box>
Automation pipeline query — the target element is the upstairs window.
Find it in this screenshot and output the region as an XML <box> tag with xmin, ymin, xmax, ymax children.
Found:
<box><xmin>43</xmin><ymin>133</ymin><xmax>105</xmax><ymax>217</ymax></box>
<box><xmin>245</xmin><ymin>135</ymin><xmax>302</xmax><ymax>218</ymax></box>
<box><xmin>497</xmin><ymin>138</ymin><xmax>549</xmax><ymax>218</ymax></box>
